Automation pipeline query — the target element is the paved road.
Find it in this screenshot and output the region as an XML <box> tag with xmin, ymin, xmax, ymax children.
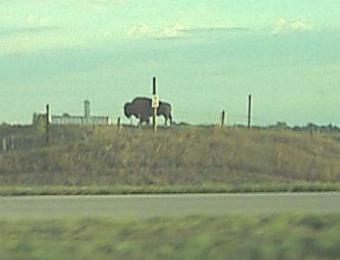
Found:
<box><xmin>0</xmin><ymin>193</ymin><xmax>339</xmax><ymax>220</ymax></box>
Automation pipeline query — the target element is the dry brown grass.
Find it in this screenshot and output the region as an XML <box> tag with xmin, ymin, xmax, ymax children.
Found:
<box><xmin>0</xmin><ymin>125</ymin><xmax>339</xmax><ymax>190</ymax></box>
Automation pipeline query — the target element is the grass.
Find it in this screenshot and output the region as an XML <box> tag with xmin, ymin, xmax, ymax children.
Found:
<box><xmin>0</xmin><ymin>214</ymin><xmax>339</xmax><ymax>259</ymax></box>
<box><xmin>0</xmin><ymin>125</ymin><xmax>340</xmax><ymax>194</ymax></box>
<box><xmin>0</xmin><ymin>182</ymin><xmax>339</xmax><ymax>196</ymax></box>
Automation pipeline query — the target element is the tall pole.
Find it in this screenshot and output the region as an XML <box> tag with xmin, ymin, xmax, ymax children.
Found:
<box><xmin>152</xmin><ymin>77</ymin><xmax>157</xmax><ymax>132</ymax></box>
<box><xmin>46</xmin><ymin>104</ymin><xmax>50</xmax><ymax>145</ymax></box>
<box><xmin>153</xmin><ymin>77</ymin><xmax>156</xmax><ymax>97</ymax></box>
<box><xmin>248</xmin><ymin>95</ymin><xmax>252</xmax><ymax>128</ymax></box>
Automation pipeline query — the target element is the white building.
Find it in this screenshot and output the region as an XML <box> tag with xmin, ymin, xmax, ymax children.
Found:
<box><xmin>51</xmin><ymin>100</ymin><xmax>110</xmax><ymax>125</ymax></box>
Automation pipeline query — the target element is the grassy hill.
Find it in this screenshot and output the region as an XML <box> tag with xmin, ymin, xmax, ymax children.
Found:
<box><xmin>0</xmin><ymin>124</ymin><xmax>339</xmax><ymax>194</ymax></box>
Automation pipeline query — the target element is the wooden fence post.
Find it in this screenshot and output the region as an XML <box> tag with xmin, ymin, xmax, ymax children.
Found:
<box><xmin>46</xmin><ymin>104</ymin><xmax>50</xmax><ymax>145</ymax></box>
<box><xmin>10</xmin><ymin>134</ymin><xmax>15</xmax><ymax>149</ymax></box>
<box><xmin>2</xmin><ymin>137</ymin><xmax>7</xmax><ymax>153</ymax></box>
<box><xmin>248</xmin><ymin>95</ymin><xmax>252</xmax><ymax>128</ymax></box>
<box><xmin>117</xmin><ymin>117</ymin><xmax>121</xmax><ymax>133</ymax></box>
<box><xmin>221</xmin><ymin>110</ymin><xmax>226</xmax><ymax>128</ymax></box>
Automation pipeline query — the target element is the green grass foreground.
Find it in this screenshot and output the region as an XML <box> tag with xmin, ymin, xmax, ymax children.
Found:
<box><xmin>0</xmin><ymin>125</ymin><xmax>340</xmax><ymax>194</ymax></box>
<box><xmin>0</xmin><ymin>214</ymin><xmax>339</xmax><ymax>259</ymax></box>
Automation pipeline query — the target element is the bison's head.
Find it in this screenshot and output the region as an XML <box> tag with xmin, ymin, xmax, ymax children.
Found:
<box><xmin>124</xmin><ymin>102</ymin><xmax>133</xmax><ymax>118</ymax></box>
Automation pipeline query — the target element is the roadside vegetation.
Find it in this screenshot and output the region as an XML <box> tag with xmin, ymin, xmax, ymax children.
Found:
<box><xmin>0</xmin><ymin>214</ymin><xmax>339</xmax><ymax>259</ymax></box>
<box><xmin>0</xmin><ymin>124</ymin><xmax>339</xmax><ymax>194</ymax></box>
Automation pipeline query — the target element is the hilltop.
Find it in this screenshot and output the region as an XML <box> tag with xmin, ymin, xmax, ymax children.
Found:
<box><xmin>0</xmin><ymin>124</ymin><xmax>339</xmax><ymax>195</ymax></box>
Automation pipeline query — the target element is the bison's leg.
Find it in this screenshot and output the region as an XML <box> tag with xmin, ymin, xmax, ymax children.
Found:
<box><xmin>168</xmin><ymin>113</ymin><xmax>172</xmax><ymax>125</ymax></box>
<box><xmin>139</xmin><ymin>114</ymin><xmax>150</xmax><ymax>125</ymax></box>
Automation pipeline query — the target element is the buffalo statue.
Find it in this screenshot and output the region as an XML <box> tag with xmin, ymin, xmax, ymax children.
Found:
<box><xmin>124</xmin><ymin>97</ymin><xmax>173</xmax><ymax>125</ymax></box>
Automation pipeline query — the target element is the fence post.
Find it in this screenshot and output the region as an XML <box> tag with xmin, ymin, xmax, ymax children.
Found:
<box><xmin>117</xmin><ymin>117</ymin><xmax>121</xmax><ymax>133</ymax></box>
<box><xmin>310</xmin><ymin>125</ymin><xmax>315</xmax><ymax>137</ymax></box>
<box><xmin>221</xmin><ymin>110</ymin><xmax>226</xmax><ymax>128</ymax></box>
<box><xmin>10</xmin><ymin>134</ymin><xmax>15</xmax><ymax>149</ymax></box>
<box><xmin>46</xmin><ymin>104</ymin><xmax>50</xmax><ymax>145</ymax></box>
<box><xmin>2</xmin><ymin>137</ymin><xmax>7</xmax><ymax>153</ymax></box>
<box><xmin>247</xmin><ymin>95</ymin><xmax>252</xmax><ymax>128</ymax></box>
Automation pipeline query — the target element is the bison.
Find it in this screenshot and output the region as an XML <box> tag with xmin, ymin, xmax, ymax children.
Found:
<box><xmin>124</xmin><ymin>97</ymin><xmax>172</xmax><ymax>125</ymax></box>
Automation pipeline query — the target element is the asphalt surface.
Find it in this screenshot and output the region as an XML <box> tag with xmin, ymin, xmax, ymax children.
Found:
<box><xmin>0</xmin><ymin>193</ymin><xmax>339</xmax><ymax>220</ymax></box>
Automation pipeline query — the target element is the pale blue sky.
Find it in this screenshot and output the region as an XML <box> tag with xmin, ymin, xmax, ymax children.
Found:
<box><xmin>0</xmin><ymin>0</ymin><xmax>340</xmax><ymax>125</ymax></box>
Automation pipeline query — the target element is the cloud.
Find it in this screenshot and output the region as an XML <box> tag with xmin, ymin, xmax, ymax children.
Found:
<box><xmin>26</xmin><ymin>14</ymin><xmax>49</xmax><ymax>27</ymax></box>
<box><xmin>128</xmin><ymin>24</ymin><xmax>153</xmax><ymax>38</ymax></box>
<box><xmin>89</xmin><ymin>0</ymin><xmax>126</xmax><ymax>4</ymax></box>
<box><xmin>0</xmin><ymin>28</ymin><xmax>68</xmax><ymax>56</ymax></box>
<box><xmin>158</xmin><ymin>25</ymin><xmax>184</xmax><ymax>38</ymax></box>
<box><xmin>0</xmin><ymin>12</ymin><xmax>61</xmax><ymax>38</ymax></box>
<box><xmin>0</xmin><ymin>26</ymin><xmax>124</xmax><ymax>56</ymax></box>
<box><xmin>81</xmin><ymin>0</ymin><xmax>127</xmax><ymax>9</ymax></box>
<box><xmin>0</xmin><ymin>11</ymin><xmax>70</xmax><ymax>55</ymax></box>
<box><xmin>128</xmin><ymin>25</ymin><xmax>251</xmax><ymax>40</ymax></box>
<box><xmin>0</xmin><ymin>26</ymin><xmax>61</xmax><ymax>37</ymax></box>
<box><xmin>179</xmin><ymin>27</ymin><xmax>252</xmax><ymax>34</ymax></box>
<box><xmin>128</xmin><ymin>24</ymin><xmax>184</xmax><ymax>39</ymax></box>
<box><xmin>272</xmin><ymin>18</ymin><xmax>313</xmax><ymax>34</ymax></box>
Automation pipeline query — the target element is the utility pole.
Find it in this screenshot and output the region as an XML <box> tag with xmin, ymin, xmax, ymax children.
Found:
<box><xmin>248</xmin><ymin>95</ymin><xmax>252</xmax><ymax>128</ymax></box>
<box><xmin>46</xmin><ymin>104</ymin><xmax>50</xmax><ymax>145</ymax></box>
<box><xmin>152</xmin><ymin>77</ymin><xmax>159</xmax><ymax>132</ymax></box>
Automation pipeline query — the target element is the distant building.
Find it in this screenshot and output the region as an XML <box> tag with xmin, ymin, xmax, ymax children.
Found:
<box><xmin>32</xmin><ymin>113</ymin><xmax>47</xmax><ymax>126</ymax></box>
<box><xmin>51</xmin><ymin>100</ymin><xmax>110</xmax><ymax>125</ymax></box>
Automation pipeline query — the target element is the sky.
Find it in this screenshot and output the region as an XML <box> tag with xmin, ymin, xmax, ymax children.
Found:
<box><xmin>0</xmin><ymin>0</ymin><xmax>340</xmax><ymax>125</ymax></box>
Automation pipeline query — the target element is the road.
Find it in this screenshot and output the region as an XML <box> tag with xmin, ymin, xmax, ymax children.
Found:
<box><xmin>0</xmin><ymin>193</ymin><xmax>339</xmax><ymax>220</ymax></box>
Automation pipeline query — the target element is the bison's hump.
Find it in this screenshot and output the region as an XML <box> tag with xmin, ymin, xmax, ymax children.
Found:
<box><xmin>131</xmin><ymin>97</ymin><xmax>151</xmax><ymax>103</ymax></box>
